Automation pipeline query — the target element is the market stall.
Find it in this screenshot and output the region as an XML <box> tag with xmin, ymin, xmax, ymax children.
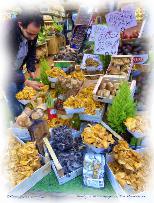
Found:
<box><xmin>5</xmin><ymin>1</ymin><xmax>152</xmax><ymax>199</ymax></box>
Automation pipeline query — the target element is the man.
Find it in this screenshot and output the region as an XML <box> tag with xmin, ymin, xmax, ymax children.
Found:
<box><xmin>63</xmin><ymin>11</ymin><xmax>74</xmax><ymax>45</ymax></box>
<box><xmin>6</xmin><ymin>11</ymin><xmax>44</xmax><ymax>117</ymax></box>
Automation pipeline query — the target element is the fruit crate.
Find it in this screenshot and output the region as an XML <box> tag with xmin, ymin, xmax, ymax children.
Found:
<box><xmin>64</xmin><ymin>107</ymin><xmax>85</xmax><ymax>115</ymax></box>
<box><xmin>83</xmin><ymin>121</ymin><xmax>123</xmax><ymax>154</ymax></box>
<box><xmin>106</xmin><ymin>149</ymin><xmax>147</xmax><ymax>197</ymax></box>
<box><xmin>7</xmin><ymin>130</ymin><xmax>51</xmax><ymax>197</ymax></box>
<box><xmin>51</xmin><ymin>161</ymin><xmax>82</xmax><ymax>185</ymax></box>
<box><xmin>106</xmin><ymin>55</ymin><xmax>133</xmax><ymax>80</ymax></box>
<box><xmin>11</xmin><ymin>124</ymin><xmax>31</xmax><ymax>142</ymax></box>
<box><xmin>79</xmin><ymin>107</ymin><xmax>105</xmax><ymax>123</ymax></box>
<box><xmin>93</xmin><ymin>75</ymin><xmax>136</xmax><ymax>104</ymax></box>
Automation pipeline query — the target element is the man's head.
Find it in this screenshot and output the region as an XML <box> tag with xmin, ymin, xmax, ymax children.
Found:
<box><xmin>17</xmin><ymin>11</ymin><xmax>44</xmax><ymax>41</ymax></box>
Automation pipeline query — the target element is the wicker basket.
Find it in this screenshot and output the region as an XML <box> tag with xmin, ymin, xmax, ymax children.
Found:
<box><xmin>48</xmin><ymin>35</ymin><xmax>59</xmax><ymax>55</ymax></box>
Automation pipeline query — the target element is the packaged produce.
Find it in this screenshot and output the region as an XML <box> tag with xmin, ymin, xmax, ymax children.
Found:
<box><xmin>46</xmin><ymin>95</ymin><xmax>57</xmax><ymax>119</ymax></box>
<box><xmin>8</xmin><ymin>136</ymin><xmax>41</xmax><ymax>186</ymax></box>
<box><xmin>16</xmin><ymin>86</ymin><xmax>37</xmax><ymax>100</ymax></box>
<box><xmin>83</xmin><ymin>152</ymin><xmax>105</xmax><ymax>188</ymax></box>
<box><xmin>81</xmin><ymin>124</ymin><xmax>115</xmax><ymax>149</ymax></box>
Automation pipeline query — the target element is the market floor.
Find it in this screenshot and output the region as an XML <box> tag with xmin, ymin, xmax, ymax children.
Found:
<box><xmin>26</xmin><ymin>171</ymin><xmax>116</xmax><ymax>198</ymax></box>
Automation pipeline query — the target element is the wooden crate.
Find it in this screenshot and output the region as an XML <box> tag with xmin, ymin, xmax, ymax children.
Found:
<box><xmin>93</xmin><ymin>75</ymin><xmax>136</xmax><ymax>104</ymax></box>
<box><xmin>106</xmin><ymin>55</ymin><xmax>134</xmax><ymax>80</ymax></box>
<box><xmin>36</xmin><ymin>42</ymin><xmax>48</xmax><ymax>60</ymax></box>
<box><xmin>7</xmin><ymin>130</ymin><xmax>51</xmax><ymax>197</ymax></box>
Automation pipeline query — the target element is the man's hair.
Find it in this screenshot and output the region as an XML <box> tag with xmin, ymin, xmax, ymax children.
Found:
<box><xmin>17</xmin><ymin>10</ymin><xmax>44</xmax><ymax>28</ymax></box>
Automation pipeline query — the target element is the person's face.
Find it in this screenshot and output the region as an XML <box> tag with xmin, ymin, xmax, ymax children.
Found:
<box><xmin>18</xmin><ymin>22</ymin><xmax>41</xmax><ymax>41</ymax></box>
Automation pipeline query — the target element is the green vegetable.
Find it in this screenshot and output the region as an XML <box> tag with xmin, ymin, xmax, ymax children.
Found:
<box><xmin>107</xmin><ymin>81</ymin><xmax>136</xmax><ymax>134</ymax></box>
<box><xmin>37</xmin><ymin>26</ymin><xmax>47</xmax><ymax>44</ymax></box>
<box><xmin>99</xmin><ymin>55</ymin><xmax>111</xmax><ymax>71</ymax></box>
<box><xmin>40</xmin><ymin>58</ymin><xmax>50</xmax><ymax>85</ymax></box>
<box><xmin>52</xmin><ymin>21</ymin><xmax>63</xmax><ymax>33</ymax></box>
<box><xmin>46</xmin><ymin>94</ymin><xmax>54</xmax><ymax>108</ymax></box>
<box><xmin>54</xmin><ymin>62</ymin><xmax>71</xmax><ymax>69</ymax></box>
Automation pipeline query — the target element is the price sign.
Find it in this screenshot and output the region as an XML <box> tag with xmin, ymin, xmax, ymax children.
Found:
<box><xmin>89</xmin><ymin>25</ymin><xmax>106</xmax><ymax>41</ymax></box>
<box><xmin>94</xmin><ymin>26</ymin><xmax>120</xmax><ymax>55</ymax></box>
<box><xmin>133</xmin><ymin>54</ymin><xmax>149</xmax><ymax>64</ymax></box>
<box><xmin>105</xmin><ymin>9</ymin><xmax>137</xmax><ymax>32</ymax></box>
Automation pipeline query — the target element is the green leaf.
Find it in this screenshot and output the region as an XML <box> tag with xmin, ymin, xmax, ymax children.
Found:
<box><xmin>107</xmin><ymin>81</ymin><xmax>136</xmax><ymax>134</ymax></box>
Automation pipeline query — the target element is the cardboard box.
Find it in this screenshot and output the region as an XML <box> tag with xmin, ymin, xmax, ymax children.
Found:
<box><xmin>93</xmin><ymin>75</ymin><xmax>136</xmax><ymax>104</ymax></box>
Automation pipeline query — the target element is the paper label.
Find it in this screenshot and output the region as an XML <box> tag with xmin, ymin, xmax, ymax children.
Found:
<box><xmin>81</xmin><ymin>54</ymin><xmax>103</xmax><ymax>71</ymax></box>
<box><xmin>105</xmin><ymin>9</ymin><xmax>137</xmax><ymax>32</ymax></box>
<box><xmin>133</xmin><ymin>54</ymin><xmax>149</xmax><ymax>64</ymax></box>
<box><xmin>94</xmin><ymin>25</ymin><xmax>120</xmax><ymax>55</ymax></box>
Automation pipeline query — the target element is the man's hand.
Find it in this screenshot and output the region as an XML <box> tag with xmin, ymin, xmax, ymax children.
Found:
<box><xmin>25</xmin><ymin>80</ymin><xmax>43</xmax><ymax>90</ymax></box>
<box><xmin>29</xmin><ymin>72</ymin><xmax>36</xmax><ymax>79</ymax></box>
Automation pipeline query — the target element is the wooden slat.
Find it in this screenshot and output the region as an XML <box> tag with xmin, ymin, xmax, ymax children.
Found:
<box><xmin>101</xmin><ymin>121</ymin><xmax>123</xmax><ymax>140</ymax></box>
<box><xmin>43</xmin><ymin>137</ymin><xmax>64</xmax><ymax>177</ymax></box>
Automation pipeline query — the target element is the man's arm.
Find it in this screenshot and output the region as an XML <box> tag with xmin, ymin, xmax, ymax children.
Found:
<box><xmin>26</xmin><ymin>37</ymin><xmax>37</xmax><ymax>74</ymax></box>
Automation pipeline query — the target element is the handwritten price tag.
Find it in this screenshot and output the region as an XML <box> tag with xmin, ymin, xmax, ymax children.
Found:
<box><xmin>94</xmin><ymin>26</ymin><xmax>120</xmax><ymax>55</ymax></box>
<box><xmin>105</xmin><ymin>9</ymin><xmax>137</xmax><ymax>32</ymax></box>
<box><xmin>89</xmin><ymin>25</ymin><xmax>106</xmax><ymax>41</ymax></box>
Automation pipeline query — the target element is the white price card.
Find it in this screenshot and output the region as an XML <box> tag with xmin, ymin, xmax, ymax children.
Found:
<box><xmin>94</xmin><ymin>25</ymin><xmax>120</xmax><ymax>55</ymax></box>
<box><xmin>89</xmin><ymin>25</ymin><xmax>106</xmax><ymax>41</ymax></box>
<box><xmin>105</xmin><ymin>9</ymin><xmax>137</xmax><ymax>32</ymax></box>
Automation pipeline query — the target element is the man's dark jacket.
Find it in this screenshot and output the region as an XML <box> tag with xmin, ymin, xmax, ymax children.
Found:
<box><xmin>8</xmin><ymin>19</ymin><xmax>37</xmax><ymax>84</ymax></box>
